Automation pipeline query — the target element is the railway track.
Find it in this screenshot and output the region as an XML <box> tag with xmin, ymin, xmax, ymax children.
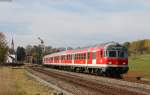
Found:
<box><xmin>26</xmin><ymin>66</ymin><xmax>149</xmax><ymax>95</ymax></box>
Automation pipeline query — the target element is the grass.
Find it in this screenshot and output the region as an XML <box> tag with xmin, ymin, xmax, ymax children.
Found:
<box><xmin>129</xmin><ymin>53</ymin><xmax>150</xmax><ymax>73</ymax></box>
<box><xmin>0</xmin><ymin>67</ymin><xmax>55</xmax><ymax>95</ymax></box>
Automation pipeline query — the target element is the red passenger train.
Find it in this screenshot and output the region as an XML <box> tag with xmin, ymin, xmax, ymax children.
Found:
<box><xmin>43</xmin><ymin>42</ymin><xmax>129</xmax><ymax>76</ymax></box>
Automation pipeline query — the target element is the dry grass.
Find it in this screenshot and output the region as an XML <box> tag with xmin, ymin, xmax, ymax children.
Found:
<box><xmin>0</xmin><ymin>67</ymin><xmax>55</xmax><ymax>95</ymax></box>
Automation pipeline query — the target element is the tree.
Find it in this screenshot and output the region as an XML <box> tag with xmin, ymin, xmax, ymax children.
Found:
<box><xmin>123</xmin><ymin>42</ymin><xmax>130</xmax><ymax>48</ymax></box>
<box><xmin>0</xmin><ymin>32</ymin><xmax>8</xmax><ymax>64</ymax></box>
<box><xmin>32</xmin><ymin>45</ymin><xmax>42</xmax><ymax>64</ymax></box>
<box><xmin>123</xmin><ymin>42</ymin><xmax>130</xmax><ymax>55</ymax></box>
<box><xmin>16</xmin><ymin>46</ymin><xmax>26</xmax><ymax>62</ymax></box>
<box><xmin>126</xmin><ymin>39</ymin><xmax>150</xmax><ymax>55</ymax></box>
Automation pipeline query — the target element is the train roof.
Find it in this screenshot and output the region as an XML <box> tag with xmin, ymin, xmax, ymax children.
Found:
<box><xmin>44</xmin><ymin>41</ymin><xmax>122</xmax><ymax>58</ymax></box>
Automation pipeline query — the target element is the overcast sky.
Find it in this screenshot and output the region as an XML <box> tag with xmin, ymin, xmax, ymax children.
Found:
<box><xmin>1</xmin><ymin>0</ymin><xmax>150</xmax><ymax>48</ymax></box>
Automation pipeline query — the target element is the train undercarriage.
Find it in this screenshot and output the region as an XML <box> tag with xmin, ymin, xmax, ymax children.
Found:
<box><xmin>44</xmin><ymin>65</ymin><xmax>129</xmax><ymax>78</ymax></box>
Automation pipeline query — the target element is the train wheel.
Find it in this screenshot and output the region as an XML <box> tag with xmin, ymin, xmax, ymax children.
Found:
<box><xmin>88</xmin><ymin>68</ymin><xmax>92</xmax><ymax>74</ymax></box>
<box><xmin>96</xmin><ymin>69</ymin><xmax>103</xmax><ymax>76</ymax></box>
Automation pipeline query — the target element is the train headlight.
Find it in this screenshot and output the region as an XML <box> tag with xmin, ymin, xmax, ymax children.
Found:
<box><xmin>123</xmin><ymin>62</ymin><xmax>126</xmax><ymax>64</ymax></box>
<box><xmin>108</xmin><ymin>62</ymin><xmax>112</xmax><ymax>65</ymax></box>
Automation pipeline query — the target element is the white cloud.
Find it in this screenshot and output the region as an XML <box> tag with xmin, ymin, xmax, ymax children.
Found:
<box><xmin>0</xmin><ymin>0</ymin><xmax>150</xmax><ymax>48</ymax></box>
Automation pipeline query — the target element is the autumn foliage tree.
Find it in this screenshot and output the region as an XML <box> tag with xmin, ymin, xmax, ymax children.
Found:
<box><xmin>123</xmin><ymin>39</ymin><xmax>150</xmax><ymax>55</ymax></box>
<box><xmin>0</xmin><ymin>32</ymin><xmax>8</xmax><ymax>64</ymax></box>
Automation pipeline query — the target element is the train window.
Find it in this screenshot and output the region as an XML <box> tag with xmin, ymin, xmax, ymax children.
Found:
<box><xmin>79</xmin><ymin>54</ymin><xmax>81</xmax><ymax>60</ymax></box>
<box><xmin>67</xmin><ymin>55</ymin><xmax>69</xmax><ymax>60</ymax></box>
<box><xmin>74</xmin><ymin>54</ymin><xmax>76</xmax><ymax>60</ymax></box>
<box><xmin>84</xmin><ymin>53</ymin><xmax>86</xmax><ymax>59</ymax></box>
<box><xmin>79</xmin><ymin>54</ymin><xmax>80</xmax><ymax>59</ymax></box>
<box><xmin>92</xmin><ymin>52</ymin><xmax>96</xmax><ymax>59</ymax></box>
<box><xmin>69</xmin><ymin>55</ymin><xmax>70</xmax><ymax>60</ymax></box>
<box><xmin>104</xmin><ymin>51</ymin><xmax>107</xmax><ymax>57</ymax></box>
<box><xmin>82</xmin><ymin>53</ymin><xmax>84</xmax><ymax>59</ymax></box>
<box><xmin>76</xmin><ymin>54</ymin><xmax>78</xmax><ymax>60</ymax></box>
<box><xmin>118</xmin><ymin>51</ymin><xmax>127</xmax><ymax>58</ymax></box>
<box><xmin>108</xmin><ymin>51</ymin><xmax>116</xmax><ymax>57</ymax></box>
<box><xmin>65</xmin><ymin>55</ymin><xmax>67</xmax><ymax>60</ymax></box>
<box><xmin>78</xmin><ymin>54</ymin><xmax>81</xmax><ymax>60</ymax></box>
<box><xmin>71</xmin><ymin>55</ymin><xmax>72</xmax><ymax>60</ymax></box>
<box><xmin>68</xmin><ymin>55</ymin><xmax>69</xmax><ymax>60</ymax></box>
<box><xmin>75</xmin><ymin>54</ymin><xmax>77</xmax><ymax>60</ymax></box>
<box><xmin>57</xmin><ymin>56</ymin><xmax>59</xmax><ymax>61</ymax></box>
<box><xmin>82</xmin><ymin>54</ymin><xmax>84</xmax><ymax>59</ymax></box>
<box><xmin>70</xmin><ymin>55</ymin><xmax>72</xmax><ymax>60</ymax></box>
<box><xmin>100</xmin><ymin>51</ymin><xmax>103</xmax><ymax>57</ymax></box>
<box><xmin>88</xmin><ymin>52</ymin><xmax>90</xmax><ymax>59</ymax></box>
<box><xmin>72</xmin><ymin>54</ymin><xmax>74</xmax><ymax>60</ymax></box>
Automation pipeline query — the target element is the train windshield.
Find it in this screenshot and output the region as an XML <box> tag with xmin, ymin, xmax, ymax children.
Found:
<box><xmin>106</xmin><ymin>50</ymin><xmax>127</xmax><ymax>58</ymax></box>
<box><xmin>118</xmin><ymin>51</ymin><xmax>126</xmax><ymax>58</ymax></box>
<box><xmin>108</xmin><ymin>51</ymin><xmax>117</xmax><ymax>57</ymax></box>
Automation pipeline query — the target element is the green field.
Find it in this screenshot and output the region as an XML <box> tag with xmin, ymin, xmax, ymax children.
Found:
<box><xmin>129</xmin><ymin>54</ymin><xmax>150</xmax><ymax>73</ymax></box>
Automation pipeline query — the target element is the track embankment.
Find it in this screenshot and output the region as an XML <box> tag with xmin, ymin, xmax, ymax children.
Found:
<box><xmin>26</xmin><ymin>66</ymin><xmax>150</xmax><ymax>95</ymax></box>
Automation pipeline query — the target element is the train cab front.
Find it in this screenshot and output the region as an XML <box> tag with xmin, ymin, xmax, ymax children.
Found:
<box><xmin>103</xmin><ymin>43</ymin><xmax>129</xmax><ymax>75</ymax></box>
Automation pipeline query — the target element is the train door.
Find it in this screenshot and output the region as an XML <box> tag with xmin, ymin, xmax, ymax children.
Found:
<box><xmin>72</xmin><ymin>54</ymin><xmax>74</xmax><ymax>65</ymax></box>
<box><xmin>92</xmin><ymin>52</ymin><xmax>96</xmax><ymax>65</ymax></box>
<box><xmin>96</xmin><ymin>51</ymin><xmax>100</xmax><ymax>64</ymax></box>
<box><xmin>87</xmin><ymin>52</ymin><xmax>92</xmax><ymax>64</ymax></box>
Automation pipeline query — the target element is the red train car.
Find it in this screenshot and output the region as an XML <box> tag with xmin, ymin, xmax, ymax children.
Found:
<box><xmin>43</xmin><ymin>42</ymin><xmax>129</xmax><ymax>76</ymax></box>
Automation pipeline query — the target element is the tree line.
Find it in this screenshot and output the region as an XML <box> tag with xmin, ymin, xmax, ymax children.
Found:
<box><xmin>123</xmin><ymin>39</ymin><xmax>150</xmax><ymax>56</ymax></box>
<box><xmin>0</xmin><ymin>32</ymin><xmax>149</xmax><ymax>64</ymax></box>
<box><xmin>14</xmin><ymin>39</ymin><xmax>150</xmax><ymax>64</ymax></box>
